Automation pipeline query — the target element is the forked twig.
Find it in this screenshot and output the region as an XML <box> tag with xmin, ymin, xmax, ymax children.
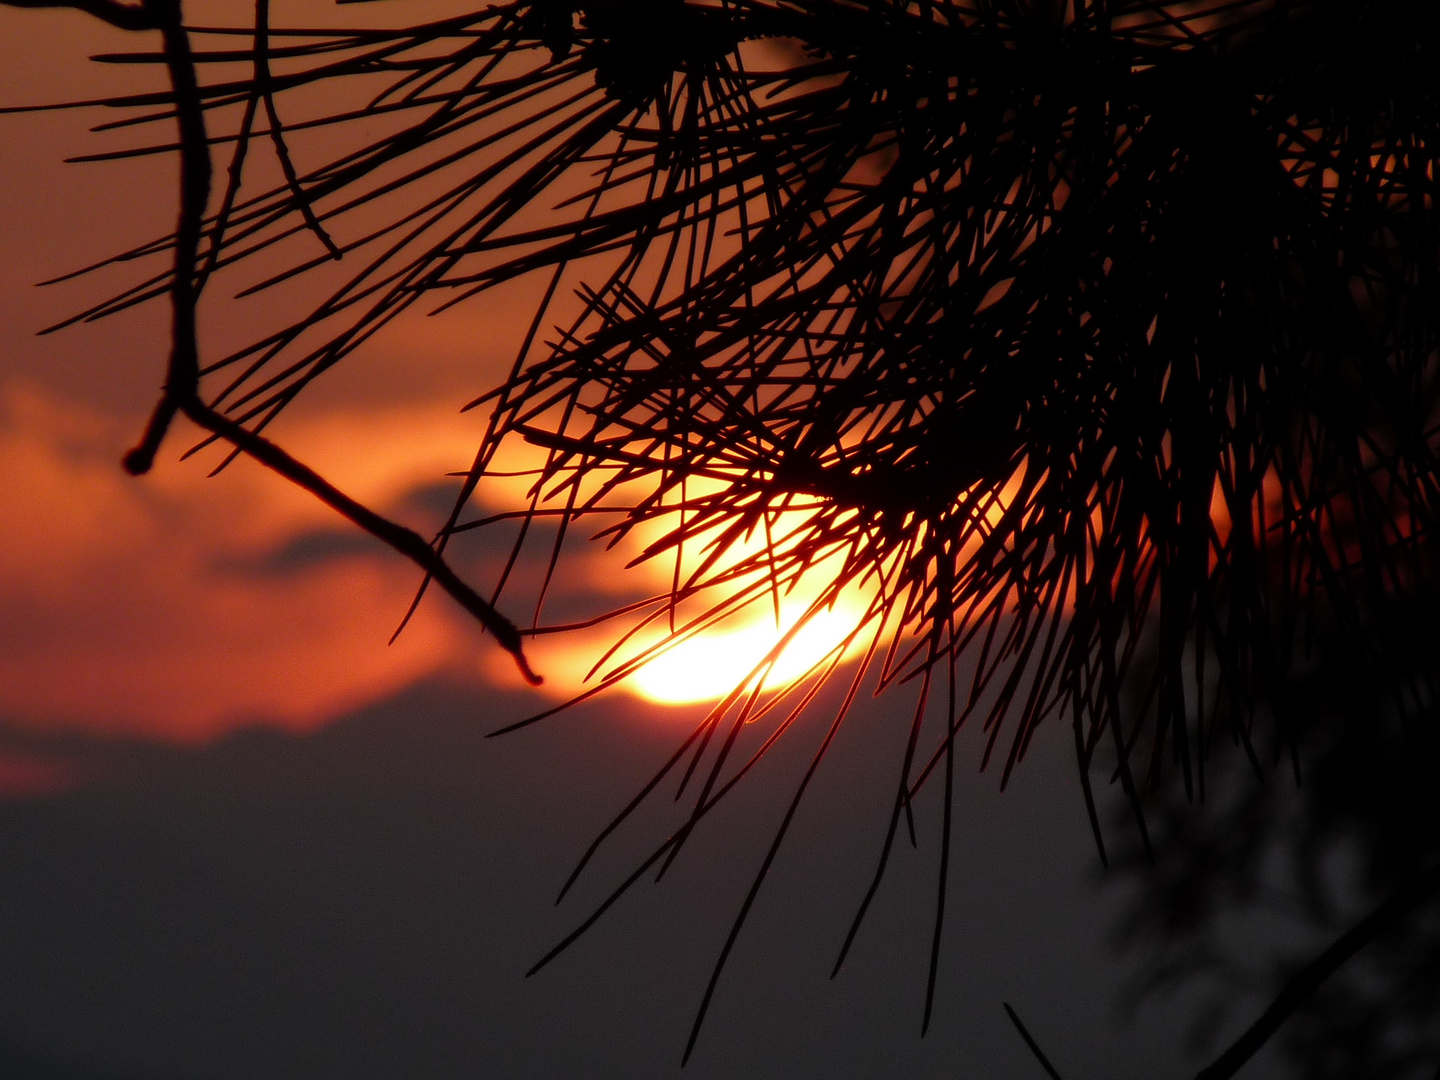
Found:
<box><xmin>13</xmin><ymin>0</ymin><xmax>540</xmax><ymax>684</ymax></box>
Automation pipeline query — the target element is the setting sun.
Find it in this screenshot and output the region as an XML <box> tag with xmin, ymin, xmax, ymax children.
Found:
<box><xmin>629</xmin><ymin>600</ymin><xmax>870</xmax><ymax>705</ymax></box>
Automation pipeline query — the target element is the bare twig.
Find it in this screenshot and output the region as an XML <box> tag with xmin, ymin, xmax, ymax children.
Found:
<box><xmin>29</xmin><ymin>0</ymin><xmax>540</xmax><ymax>684</ymax></box>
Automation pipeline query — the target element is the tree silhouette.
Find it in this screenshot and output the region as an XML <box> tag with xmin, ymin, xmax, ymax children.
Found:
<box><xmin>4</xmin><ymin>0</ymin><xmax>1439</xmax><ymax>1075</ymax></box>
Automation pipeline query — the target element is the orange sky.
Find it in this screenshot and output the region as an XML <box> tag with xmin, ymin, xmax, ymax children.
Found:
<box><xmin>0</xmin><ymin>4</ymin><xmax>881</xmax><ymax>745</ymax></box>
<box><xmin>0</xmin><ymin>6</ymin><xmax>613</xmax><ymax>741</ymax></box>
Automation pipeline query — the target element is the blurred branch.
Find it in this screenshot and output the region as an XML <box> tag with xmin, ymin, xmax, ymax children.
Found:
<box><xmin>1194</xmin><ymin>863</ymin><xmax>1440</xmax><ymax>1080</ymax></box>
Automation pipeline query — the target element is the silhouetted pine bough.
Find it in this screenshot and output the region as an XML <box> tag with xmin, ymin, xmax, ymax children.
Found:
<box><xmin>5</xmin><ymin>0</ymin><xmax>1440</xmax><ymax>1073</ymax></box>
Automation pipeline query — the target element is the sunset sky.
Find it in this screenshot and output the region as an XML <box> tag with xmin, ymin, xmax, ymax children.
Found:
<box><xmin>0</xmin><ymin>1</ymin><xmax>881</xmax><ymax>741</ymax></box>
<box><xmin>0</xmin><ymin>6</ymin><xmax>1283</xmax><ymax>1079</ymax></box>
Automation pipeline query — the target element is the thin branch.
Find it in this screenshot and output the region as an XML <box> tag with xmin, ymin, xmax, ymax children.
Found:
<box><xmin>76</xmin><ymin>0</ymin><xmax>539</xmax><ymax>683</ymax></box>
<box><xmin>179</xmin><ymin>396</ymin><xmax>541</xmax><ymax>682</ymax></box>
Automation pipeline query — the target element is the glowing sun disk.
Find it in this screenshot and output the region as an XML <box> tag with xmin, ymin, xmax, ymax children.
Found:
<box><xmin>630</xmin><ymin>602</ymin><xmax>868</xmax><ymax>705</ymax></box>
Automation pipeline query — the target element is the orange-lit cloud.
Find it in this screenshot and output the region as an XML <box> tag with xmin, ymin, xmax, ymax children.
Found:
<box><xmin>0</xmin><ymin>382</ymin><xmax>487</xmax><ymax>741</ymax></box>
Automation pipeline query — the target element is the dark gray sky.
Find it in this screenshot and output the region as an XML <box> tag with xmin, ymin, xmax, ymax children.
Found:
<box><xmin>0</xmin><ymin>678</ymin><xmax>1290</xmax><ymax>1080</ymax></box>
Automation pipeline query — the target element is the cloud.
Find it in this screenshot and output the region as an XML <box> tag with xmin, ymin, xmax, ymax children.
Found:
<box><xmin>0</xmin><ymin>383</ymin><xmax>495</xmax><ymax>740</ymax></box>
<box><xmin>0</xmin><ymin>677</ymin><xmax>1200</xmax><ymax>1080</ymax></box>
<box><xmin>0</xmin><ymin>379</ymin><xmax>693</xmax><ymax>742</ymax></box>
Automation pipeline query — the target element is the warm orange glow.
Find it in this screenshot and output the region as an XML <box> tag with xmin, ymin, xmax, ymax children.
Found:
<box><xmin>629</xmin><ymin>599</ymin><xmax>870</xmax><ymax>705</ymax></box>
<box><xmin>477</xmin><ymin>516</ymin><xmax>882</xmax><ymax>708</ymax></box>
<box><xmin>482</xmin><ymin>461</ymin><xmax>1034</xmax><ymax>709</ymax></box>
<box><xmin>0</xmin><ymin>382</ymin><xmax>484</xmax><ymax>740</ymax></box>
